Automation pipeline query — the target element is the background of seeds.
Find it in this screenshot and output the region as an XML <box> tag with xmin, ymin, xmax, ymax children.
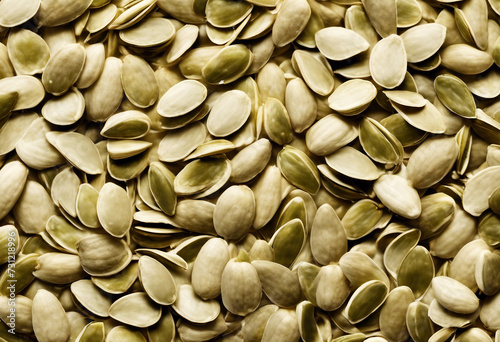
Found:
<box><xmin>1</xmin><ymin>0</ymin><xmax>500</xmax><ymax>341</ymax></box>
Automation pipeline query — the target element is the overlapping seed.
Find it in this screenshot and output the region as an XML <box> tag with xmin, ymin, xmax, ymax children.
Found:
<box><xmin>1</xmin><ymin>0</ymin><xmax>500</xmax><ymax>341</ymax></box>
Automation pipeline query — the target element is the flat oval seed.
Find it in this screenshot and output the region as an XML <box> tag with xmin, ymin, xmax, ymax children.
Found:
<box><xmin>202</xmin><ymin>44</ymin><xmax>253</xmax><ymax>85</ymax></box>
<box><xmin>0</xmin><ymin>76</ymin><xmax>45</xmax><ymax>110</ymax></box>
<box><xmin>362</xmin><ymin>0</ymin><xmax>397</xmax><ymax>38</ymax></box>
<box><xmin>306</xmin><ymin>114</ymin><xmax>358</xmax><ymax>156</ymax></box>
<box><xmin>122</xmin><ymin>54</ymin><xmax>158</xmax><ymax>108</ymax></box>
<box><xmin>191</xmin><ymin>238</ymin><xmax>230</xmax><ymax>299</ymax></box>
<box><xmin>383</xmin><ymin>229</ymin><xmax>421</xmax><ymax>279</ymax></box>
<box><xmin>139</xmin><ymin>256</ymin><xmax>176</xmax><ymax>305</ymax></box>
<box><xmin>109</xmin><ymin>292</ymin><xmax>161</xmax><ymax>328</ymax></box>
<box><xmin>214</xmin><ymin>185</ymin><xmax>255</xmax><ymax>240</ymax></box>
<box><xmin>41</xmin><ymin>87</ymin><xmax>85</xmax><ymax>125</ymax></box>
<box><xmin>97</xmin><ymin>182</ymin><xmax>133</xmax><ymax>238</ymax></box>
<box><xmin>174</xmin><ymin>157</ymin><xmax>231</xmax><ymax>197</ymax></box>
<box><xmin>51</xmin><ymin>167</ymin><xmax>80</xmax><ymax>217</ymax></box>
<box><xmin>341</xmin><ymin>199</ymin><xmax>385</xmax><ymax>240</ymax></box>
<box><xmin>158</xmin><ymin>122</ymin><xmax>207</xmax><ymax>162</ymax></box>
<box><xmin>84</xmin><ymin>57</ymin><xmax>123</xmax><ymax>122</ymax></box>
<box><xmin>100</xmin><ymin>110</ymin><xmax>151</xmax><ymax>139</ymax></box>
<box><xmin>32</xmin><ymin>290</ymin><xmax>70</xmax><ymax>342</ymax></box>
<box><xmin>166</xmin><ymin>24</ymin><xmax>199</xmax><ymax>63</ymax></box>
<box><xmin>76</xmin><ymin>43</ymin><xmax>105</xmax><ymax>89</ymax></box>
<box><xmin>36</xmin><ymin>0</ymin><xmax>93</xmax><ymax>26</ymax></box>
<box><xmin>346</xmin><ymin>280</ymin><xmax>388</xmax><ymax>324</ymax></box>
<box><xmin>370</xmin><ymin>34</ymin><xmax>407</xmax><ymax>89</ymax></box>
<box><xmin>0</xmin><ymin>0</ymin><xmax>40</xmax><ymax>27</ymax></box>
<box><xmin>42</xmin><ymin>43</ymin><xmax>86</xmax><ymax>96</ymax></box>
<box><xmin>77</xmin><ymin>234</ymin><xmax>132</xmax><ymax>277</ymax></box>
<box><xmin>463</xmin><ymin>166</ymin><xmax>500</xmax><ymax>216</ymax></box>
<box><xmin>107</xmin><ymin>140</ymin><xmax>152</xmax><ymax>160</ymax></box>
<box><xmin>292</xmin><ymin>50</ymin><xmax>334</xmax><ymax>96</ymax></box>
<box><xmin>120</xmin><ymin>18</ymin><xmax>176</xmax><ymax>47</ymax></box>
<box><xmin>397</xmin><ymin>0</ymin><xmax>422</xmax><ymax>27</ymax></box>
<box><xmin>339</xmin><ymin>251</ymin><xmax>390</xmax><ymax>289</ymax></box>
<box><xmin>391</xmin><ymin>100</ymin><xmax>447</xmax><ymax>134</ymax></box>
<box><xmin>325</xmin><ymin>146</ymin><xmax>381</xmax><ymax>181</ymax></box>
<box><xmin>263</xmin><ymin>97</ymin><xmax>293</xmax><ymax>145</ymax></box>
<box><xmin>157</xmin><ymin>80</ymin><xmax>207</xmax><ymax>118</ymax></box>
<box><xmin>285</xmin><ymin>77</ymin><xmax>317</xmax><ymax>133</ymax></box>
<box><xmin>310</xmin><ymin>204</ymin><xmax>347</xmax><ymax>265</ymax></box>
<box><xmin>383</xmin><ymin>90</ymin><xmax>426</xmax><ymax>108</ymax></box>
<box><xmin>373</xmin><ymin>174</ymin><xmax>421</xmax><ymax>219</ymax></box>
<box><xmin>379</xmin><ymin>286</ymin><xmax>415</xmax><ymax>342</ymax></box>
<box><xmin>315</xmin><ymin>27</ymin><xmax>369</xmax><ymax>61</ymax></box>
<box><xmin>7</xmin><ymin>28</ymin><xmax>50</xmax><ymax>75</ymax></box>
<box><xmin>16</xmin><ymin>118</ymin><xmax>65</xmax><ymax>170</ymax></box>
<box><xmin>46</xmin><ymin>215</ymin><xmax>91</xmax><ymax>254</ymax></box>
<box><xmin>252</xmin><ymin>260</ymin><xmax>303</xmax><ymax>307</ymax></box>
<box><xmin>401</xmin><ymin>23</ymin><xmax>446</xmax><ymax>63</ymax></box>
<box><xmin>86</xmin><ymin>3</ymin><xmax>117</xmax><ymax>33</ymax></box>
<box><xmin>434</xmin><ymin>74</ymin><xmax>476</xmax><ymax>118</ymax></box>
<box><xmin>270</xmin><ymin>219</ymin><xmax>306</xmax><ymax>267</ymax></box>
<box><xmin>397</xmin><ymin>246</ymin><xmax>434</xmax><ymax>298</ymax></box>
<box><xmin>70</xmin><ymin>279</ymin><xmax>112</xmax><ymax>317</ymax></box>
<box><xmin>149</xmin><ymin>162</ymin><xmax>176</xmax><ymax>216</ymax></box>
<box><xmin>441</xmin><ymin>44</ymin><xmax>493</xmax><ymax>75</ymax></box>
<box><xmin>13</xmin><ymin>180</ymin><xmax>57</xmax><ymax>234</ymax></box>
<box><xmin>221</xmin><ymin>260</ymin><xmax>261</xmax><ymax>316</ymax></box>
<box><xmin>0</xmin><ymin>160</ymin><xmax>29</xmax><ymax>221</ymax></box>
<box><xmin>49</xmin><ymin>132</ymin><xmax>104</xmax><ymax>174</ymax></box>
<box><xmin>207</xmin><ymin>90</ymin><xmax>251</xmax><ymax>137</ymax></box>
<box><xmin>272</xmin><ymin>0</ymin><xmax>311</xmax><ymax>47</ymax></box>
<box><xmin>328</xmin><ymin>79</ymin><xmax>377</xmax><ymax>115</ymax></box>
<box><xmin>205</xmin><ymin>0</ymin><xmax>252</xmax><ymax>28</ymax></box>
<box><xmin>432</xmin><ymin>276</ymin><xmax>479</xmax><ymax>314</ymax></box>
<box><xmin>406</xmin><ymin>136</ymin><xmax>459</xmax><ymax>189</ymax></box>
<box><xmin>172</xmin><ymin>284</ymin><xmax>221</xmax><ymax>323</ymax></box>
<box><xmin>76</xmin><ymin>184</ymin><xmax>100</xmax><ymax>228</ymax></box>
<box><xmin>277</xmin><ymin>145</ymin><xmax>320</xmax><ymax>194</ymax></box>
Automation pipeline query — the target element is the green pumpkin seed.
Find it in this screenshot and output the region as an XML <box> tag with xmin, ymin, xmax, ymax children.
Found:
<box><xmin>174</xmin><ymin>156</ymin><xmax>231</xmax><ymax>197</ymax></box>
<box><xmin>7</xmin><ymin>28</ymin><xmax>50</xmax><ymax>75</ymax></box>
<box><xmin>148</xmin><ymin>162</ymin><xmax>176</xmax><ymax>216</ymax></box>
<box><xmin>270</xmin><ymin>219</ymin><xmax>306</xmax><ymax>267</ymax></box>
<box><xmin>345</xmin><ymin>280</ymin><xmax>388</xmax><ymax>324</ymax></box>
<box><xmin>397</xmin><ymin>246</ymin><xmax>434</xmax><ymax>298</ymax></box>
<box><xmin>202</xmin><ymin>44</ymin><xmax>253</xmax><ymax>84</ymax></box>
<box><xmin>277</xmin><ymin>145</ymin><xmax>320</xmax><ymax>194</ymax></box>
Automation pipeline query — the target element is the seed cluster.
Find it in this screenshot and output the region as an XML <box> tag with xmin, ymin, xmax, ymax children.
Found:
<box><xmin>1</xmin><ymin>0</ymin><xmax>500</xmax><ymax>341</ymax></box>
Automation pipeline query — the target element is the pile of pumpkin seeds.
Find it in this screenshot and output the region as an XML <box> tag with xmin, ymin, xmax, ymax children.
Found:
<box><xmin>2</xmin><ymin>0</ymin><xmax>500</xmax><ymax>341</ymax></box>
